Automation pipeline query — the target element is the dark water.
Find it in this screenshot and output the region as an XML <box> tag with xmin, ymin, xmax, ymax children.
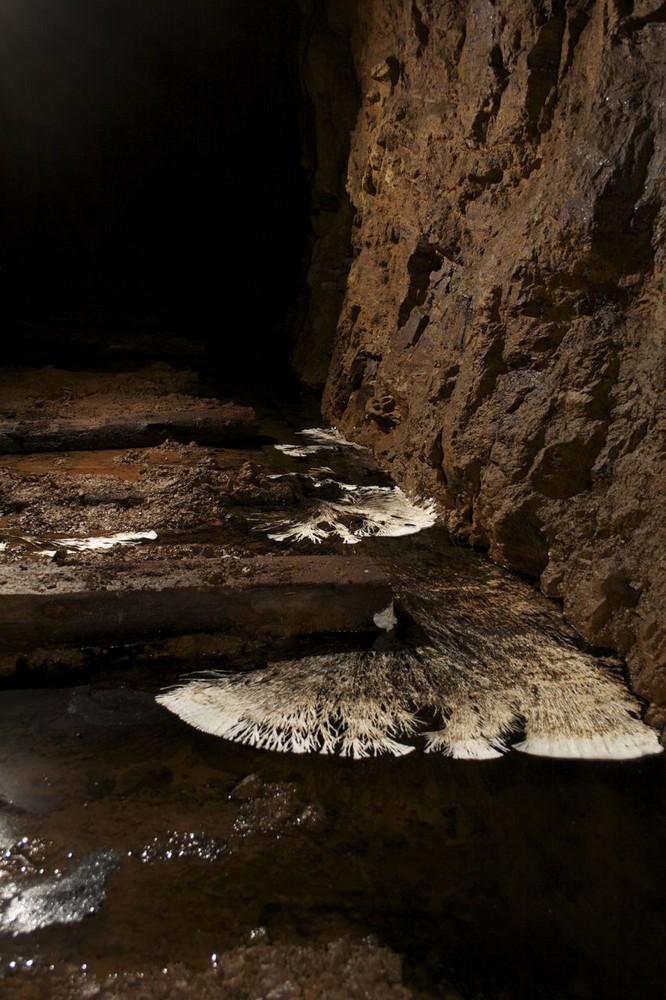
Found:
<box><xmin>0</xmin><ymin>683</ymin><xmax>665</xmax><ymax>999</ymax></box>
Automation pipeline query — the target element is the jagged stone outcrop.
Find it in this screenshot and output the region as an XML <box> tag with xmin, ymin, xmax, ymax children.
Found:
<box><xmin>297</xmin><ymin>0</ymin><xmax>666</xmax><ymax>731</ymax></box>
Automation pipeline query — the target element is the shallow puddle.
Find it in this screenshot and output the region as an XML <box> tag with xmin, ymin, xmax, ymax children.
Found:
<box><xmin>0</xmin><ymin>684</ymin><xmax>665</xmax><ymax>998</ymax></box>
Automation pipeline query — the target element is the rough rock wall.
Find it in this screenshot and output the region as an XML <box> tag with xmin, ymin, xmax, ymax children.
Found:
<box><xmin>307</xmin><ymin>1</ymin><xmax>666</xmax><ymax>729</ymax></box>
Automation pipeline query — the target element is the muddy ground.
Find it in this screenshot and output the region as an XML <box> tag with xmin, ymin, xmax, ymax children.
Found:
<box><xmin>0</xmin><ymin>360</ymin><xmax>664</xmax><ymax>1000</ymax></box>
<box><xmin>0</xmin><ymin>364</ymin><xmax>396</xmax><ymax>674</ymax></box>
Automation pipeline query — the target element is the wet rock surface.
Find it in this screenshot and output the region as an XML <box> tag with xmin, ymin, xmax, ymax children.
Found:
<box><xmin>3</xmin><ymin>939</ymin><xmax>413</xmax><ymax>1000</ymax></box>
<box><xmin>299</xmin><ymin>0</ymin><xmax>666</xmax><ymax>730</ymax></box>
<box><xmin>0</xmin><ymin>849</ymin><xmax>120</xmax><ymax>936</ymax></box>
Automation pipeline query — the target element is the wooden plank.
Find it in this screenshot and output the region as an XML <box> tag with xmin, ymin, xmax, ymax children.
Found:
<box><xmin>0</xmin><ymin>405</ymin><xmax>258</xmax><ymax>452</ymax></box>
<box><xmin>0</xmin><ymin>555</ymin><xmax>392</xmax><ymax>653</ymax></box>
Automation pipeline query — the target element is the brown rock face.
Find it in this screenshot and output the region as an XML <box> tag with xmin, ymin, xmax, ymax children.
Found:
<box><xmin>299</xmin><ymin>1</ymin><xmax>666</xmax><ymax>724</ymax></box>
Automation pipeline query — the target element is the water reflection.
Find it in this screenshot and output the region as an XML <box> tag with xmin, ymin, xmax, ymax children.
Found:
<box><xmin>0</xmin><ymin>685</ymin><xmax>664</xmax><ymax>997</ymax></box>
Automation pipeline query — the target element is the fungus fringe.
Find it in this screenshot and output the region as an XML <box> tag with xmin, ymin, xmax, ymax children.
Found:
<box><xmin>274</xmin><ymin>427</ymin><xmax>364</xmax><ymax>459</ymax></box>
<box><xmin>259</xmin><ymin>485</ymin><xmax>437</xmax><ymax>545</ymax></box>
<box><xmin>158</xmin><ymin>640</ymin><xmax>662</xmax><ymax>761</ymax></box>
<box><xmin>158</xmin><ymin>653</ymin><xmax>419</xmax><ymax>759</ymax></box>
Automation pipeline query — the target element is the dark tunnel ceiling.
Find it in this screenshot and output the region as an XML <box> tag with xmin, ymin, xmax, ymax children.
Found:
<box><xmin>0</xmin><ymin>0</ymin><xmax>309</xmax><ymax>367</ymax></box>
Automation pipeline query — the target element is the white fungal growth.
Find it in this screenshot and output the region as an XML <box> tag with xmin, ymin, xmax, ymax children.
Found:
<box><xmin>511</xmin><ymin>664</ymin><xmax>664</xmax><ymax>759</ymax></box>
<box><xmin>158</xmin><ymin>634</ymin><xmax>662</xmax><ymax>761</ymax></box>
<box><xmin>158</xmin><ymin>501</ymin><xmax>663</xmax><ymax>763</ymax></box>
<box><xmin>373</xmin><ymin>603</ymin><xmax>397</xmax><ymax>631</ymax></box>
<box><xmin>56</xmin><ymin>531</ymin><xmax>158</xmax><ymax>552</ymax></box>
<box><xmin>424</xmin><ymin>689</ymin><xmax>520</xmax><ymax>759</ymax></box>
<box><xmin>157</xmin><ymin>653</ymin><xmax>418</xmax><ymax>758</ymax></box>
<box><xmin>0</xmin><ymin>530</ymin><xmax>158</xmax><ymax>555</ymax></box>
<box><xmin>261</xmin><ymin>486</ymin><xmax>437</xmax><ymax>545</ymax></box>
<box><xmin>266</xmin><ymin>470</ymin><xmax>359</xmax><ymax>490</ymax></box>
<box><xmin>301</xmin><ymin>428</ymin><xmax>364</xmax><ymax>447</ymax></box>
<box><xmin>274</xmin><ymin>444</ymin><xmax>323</xmax><ymax>459</ymax></box>
<box><xmin>274</xmin><ymin>427</ymin><xmax>364</xmax><ymax>459</ymax></box>
<box><xmin>514</xmin><ymin>733</ymin><xmax>663</xmax><ymax>759</ymax></box>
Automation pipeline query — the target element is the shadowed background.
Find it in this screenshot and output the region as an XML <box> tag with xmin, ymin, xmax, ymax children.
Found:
<box><xmin>0</xmin><ymin>0</ymin><xmax>308</xmax><ymax>372</ymax></box>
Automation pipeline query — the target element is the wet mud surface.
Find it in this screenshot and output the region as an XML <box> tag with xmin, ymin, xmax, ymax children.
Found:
<box><xmin>0</xmin><ymin>686</ymin><xmax>665</xmax><ymax>999</ymax></box>
<box><xmin>0</xmin><ymin>366</ymin><xmax>665</xmax><ymax>997</ymax></box>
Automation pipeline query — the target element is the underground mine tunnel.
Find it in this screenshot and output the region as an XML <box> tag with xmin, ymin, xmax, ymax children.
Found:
<box><xmin>0</xmin><ymin>0</ymin><xmax>311</xmax><ymax>375</ymax></box>
<box><xmin>0</xmin><ymin>2</ymin><xmax>665</xmax><ymax>999</ymax></box>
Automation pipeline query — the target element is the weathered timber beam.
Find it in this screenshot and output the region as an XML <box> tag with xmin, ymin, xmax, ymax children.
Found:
<box><xmin>0</xmin><ymin>405</ymin><xmax>258</xmax><ymax>452</ymax></box>
<box><xmin>0</xmin><ymin>555</ymin><xmax>391</xmax><ymax>654</ymax></box>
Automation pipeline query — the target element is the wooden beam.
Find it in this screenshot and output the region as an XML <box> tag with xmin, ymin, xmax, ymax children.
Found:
<box><xmin>0</xmin><ymin>405</ymin><xmax>258</xmax><ymax>452</ymax></box>
<box><xmin>0</xmin><ymin>554</ymin><xmax>392</xmax><ymax>660</ymax></box>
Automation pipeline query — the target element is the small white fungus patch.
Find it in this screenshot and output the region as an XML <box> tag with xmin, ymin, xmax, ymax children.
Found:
<box><xmin>55</xmin><ymin>531</ymin><xmax>158</xmax><ymax>552</ymax></box>
<box><xmin>261</xmin><ymin>486</ymin><xmax>437</xmax><ymax>545</ymax></box>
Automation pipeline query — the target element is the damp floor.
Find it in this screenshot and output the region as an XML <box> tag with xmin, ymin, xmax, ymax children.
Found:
<box><xmin>0</xmin><ymin>684</ymin><xmax>665</xmax><ymax>999</ymax></box>
<box><xmin>0</xmin><ymin>380</ymin><xmax>665</xmax><ymax>999</ymax></box>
